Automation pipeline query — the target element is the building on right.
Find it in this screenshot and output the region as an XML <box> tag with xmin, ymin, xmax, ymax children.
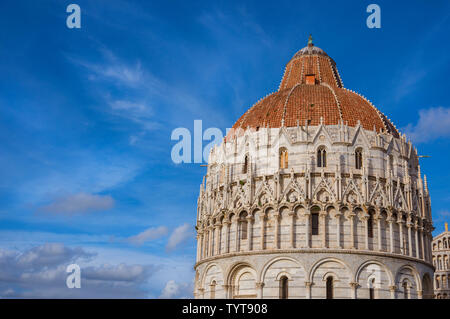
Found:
<box><xmin>433</xmin><ymin>222</ymin><xmax>450</xmax><ymax>298</ymax></box>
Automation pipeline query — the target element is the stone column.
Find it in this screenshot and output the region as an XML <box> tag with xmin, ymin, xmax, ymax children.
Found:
<box><xmin>196</xmin><ymin>232</ymin><xmax>202</xmax><ymax>261</ymax></box>
<box><xmin>305</xmin><ymin>281</ymin><xmax>312</xmax><ymax>299</ymax></box>
<box><xmin>202</xmin><ymin>229</ymin><xmax>207</xmax><ymax>258</ymax></box>
<box><xmin>247</xmin><ymin>216</ymin><xmax>254</xmax><ymax>251</ymax></box>
<box><xmin>304</xmin><ymin>212</ymin><xmax>311</xmax><ymax>248</ymax></box>
<box><xmin>398</xmin><ymin>219</ymin><xmax>405</xmax><ymax>255</ymax></box>
<box><xmin>260</xmin><ymin>215</ymin><xmax>266</xmax><ymax>250</ymax></box>
<box><xmin>222</xmin><ymin>285</ymin><xmax>230</xmax><ymax>298</ymax></box>
<box><xmin>289</xmin><ymin>211</ymin><xmax>296</xmax><ymax>248</ymax></box>
<box><xmin>256</xmin><ymin>282</ymin><xmax>265</xmax><ymax>299</ymax></box>
<box><xmin>419</xmin><ymin>227</ymin><xmax>425</xmax><ymax>260</ymax></box>
<box><xmin>389</xmin><ymin>285</ymin><xmax>397</xmax><ymax>299</ymax></box>
<box><xmin>417</xmin><ymin>290</ymin><xmax>423</xmax><ymax>299</ymax></box>
<box><xmin>274</xmin><ymin>212</ymin><xmax>280</xmax><ymax>249</ymax></box>
<box><xmin>198</xmin><ymin>288</ymin><xmax>205</xmax><ymax>299</ymax></box>
<box><xmin>414</xmin><ymin>224</ymin><xmax>419</xmax><ymax>258</ymax></box>
<box><xmin>335</xmin><ymin>212</ymin><xmax>342</xmax><ymax>248</ymax></box>
<box><xmin>362</xmin><ymin>216</ymin><xmax>369</xmax><ymax>250</ymax></box>
<box><xmin>428</xmin><ymin>233</ymin><xmax>433</xmax><ymax>262</ymax></box>
<box><xmin>209</xmin><ymin>226</ymin><xmax>214</xmax><ymax>256</ymax></box>
<box><xmin>407</xmin><ymin>220</ymin><xmax>413</xmax><ymax>257</ymax></box>
<box><xmin>214</xmin><ymin>223</ymin><xmax>221</xmax><ymax>255</ymax></box>
<box><xmin>346</xmin><ymin>212</ymin><xmax>356</xmax><ymax>249</ymax></box>
<box><xmin>349</xmin><ymin>282</ymin><xmax>358</xmax><ymax>299</ymax></box>
<box><xmin>376</xmin><ymin>215</ymin><xmax>382</xmax><ymax>251</ymax></box>
<box><xmin>224</xmin><ymin>221</ymin><xmax>231</xmax><ymax>253</ymax></box>
<box><xmin>320</xmin><ymin>211</ymin><xmax>327</xmax><ymax>248</ymax></box>
<box><xmin>388</xmin><ymin>218</ymin><xmax>394</xmax><ymax>253</ymax></box>
<box><xmin>233</xmin><ymin>216</ymin><xmax>239</xmax><ymax>252</ymax></box>
<box><xmin>423</xmin><ymin>228</ymin><xmax>428</xmax><ymax>262</ymax></box>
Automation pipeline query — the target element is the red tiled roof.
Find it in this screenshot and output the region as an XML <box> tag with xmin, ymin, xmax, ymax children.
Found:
<box><xmin>227</xmin><ymin>42</ymin><xmax>399</xmax><ymax>139</ymax></box>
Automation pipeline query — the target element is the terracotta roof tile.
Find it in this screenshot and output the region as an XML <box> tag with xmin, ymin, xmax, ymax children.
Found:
<box><xmin>227</xmin><ymin>43</ymin><xmax>399</xmax><ymax>139</ymax></box>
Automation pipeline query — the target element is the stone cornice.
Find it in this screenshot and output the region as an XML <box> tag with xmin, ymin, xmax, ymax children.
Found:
<box><xmin>194</xmin><ymin>248</ymin><xmax>433</xmax><ymax>270</ymax></box>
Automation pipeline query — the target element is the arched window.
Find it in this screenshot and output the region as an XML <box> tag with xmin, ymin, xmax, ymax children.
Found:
<box><xmin>369</xmin><ymin>278</ymin><xmax>375</xmax><ymax>299</ymax></box>
<box><xmin>402</xmin><ymin>281</ymin><xmax>409</xmax><ymax>299</ymax></box>
<box><xmin>436</xmin><ymin>276</ymin><xmax>440</xmax><ymax>289</ymax></box>
<box><xmin>210</xmin><ymin>280</ymin><xmax>216</xmax><ymax>299</ymax></box>
<box><xmin>311</xmin><ymin>212</ymin><xmax>319</xmax><ymax>235</ymax></box>
<box><xmin>355</xmin><ymin>149</ymin><xmax>363</xmax><ymax>169</ymax></box>
<box><xmin>279</xmin><ymin>148</ymin><xmax>288</xmax><ymax>169</ymax></box>
<box><xmin>368</xmin><ymin>210</ymin><xmax>374</xmax><ymax>238</ymax></box>
<box><xmin>317</xmin><ymin>147</ymin><xmax>327</xmax><ymax>168</ymax></box>
<box><xmin>279</xmin><ymin>276</ymin><xmax>288</xmax><ymax>299</ymax></box>
<box><xmin>326</xmin><ymin>276</ymin><xmax>334</xmax><ymax>299</ymax></box>
<box><xmin>243</xmin><ymin>155</ymin><xmax>248</xmax><ymax>174</ymax></box>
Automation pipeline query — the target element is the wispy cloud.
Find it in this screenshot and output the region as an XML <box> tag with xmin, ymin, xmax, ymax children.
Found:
<box><xmin>166</xmin><ymin>224</ymin><xmax>194</xmax><ymax>252</ymax></box>
<box><xmin>403</xmin><ymin>106</ymin><xmax>450</xmax><ymax>143</ymax></box>
<box><xmin>69</xmin><ymin>50</ymin><xmax>145</xmax><ymax>88</ymax></box>
<box><xmin>39</xmin><ymin>192</ymin><xmax>115</xmax><ymax>215</ymax></box>
<box><xmin>128</xmin><ymin>226</ymin><xmax>169</xmax><ymax>246</ymax></box>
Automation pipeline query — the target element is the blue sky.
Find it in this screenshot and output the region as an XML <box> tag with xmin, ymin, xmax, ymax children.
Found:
<box><xmin>0</xmin><ymin>0</ymin><xmax>449</xmax><ymax>298</ymax></box>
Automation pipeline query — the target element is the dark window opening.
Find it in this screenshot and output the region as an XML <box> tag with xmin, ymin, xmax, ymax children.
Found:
<box><xmin>368</xmin><ymin>212</ymin><xmax>374</xmax><ymax>238</ymax></box>
<box><xmin>243</xmin><ymin>155</ymin><xmax>248</xmax><ymax>174</ymax></box>
<box><xmin>326</xmin><ymin>277</ymin><xmax>334</xmax><ymax>299</ymax></box>
<box><xmin>355</xmin><ymin>149</ymin><xmax>363</xmax><ymax>169</ymax></box>
<box><xmin>317</xmin><ymin>148</ymin><xmax>327</xmax><ymax>168</ymax></box>
<box><xmin>311</xmin><ymin>213</ymin><xmax>319</xmax><ymax>235</ymax></box>
<box><xmin>403</xmin><ymin>282</ymin><xmax>409</xmax><ymax>299</ymax></box>
<box><xmin>280</xmin><ymin>276</ymin><xmax>288</xmax><ymax>299</ymax></box>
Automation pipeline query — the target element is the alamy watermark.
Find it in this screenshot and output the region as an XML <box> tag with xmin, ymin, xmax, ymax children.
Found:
<box><xmin>171</xmin><ymin>120</ymin><xmax>231</xmax><ymax>164</ymax></box>
<box><xmin>66</xmin><ymin>4</ymin><xmax>81</xmax><ymax>29</ymax></box>
<box><xmin>66</xmin><ymin>264</ymin><xmax>81</xmax><ymax>288</ymax></box>
<box><xmin>366</xmin><ymin>4</ymin><xmax>381</xmax><ymax>29</ymax></box>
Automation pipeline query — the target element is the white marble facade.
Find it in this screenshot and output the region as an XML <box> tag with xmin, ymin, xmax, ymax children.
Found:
<box><xmin>194</xmin><ymin>124</ymin><xmax>434</xmax><ymax>299</ymax></box>
<box><xmin>433</xmin><ymin>224</ymin><xmax>450</xmax><ymax>299</ymax></box>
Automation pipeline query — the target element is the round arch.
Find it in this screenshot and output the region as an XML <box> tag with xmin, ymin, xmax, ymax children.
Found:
<box><xmin>308</xmin><ymin>257</ymin><xmax>352</xmax><ymax>283</ymax></box>
<box><xmin>200</xmin><ymin>262</ymin><xmax>225</xmax><ymax>289</ymax></box>
<box><xmin>259</xmin><ymin>256</ymin><xmax>306</xmax><ymax>283</ymax></box>
<box><xmin>354</xmin><ymin>260</ymin><xmax>394</xmax><ymax>285</ymax></box>
<box><xmin>394</xmin><ymin>264</ymin><xmax>422</xmax><ymax>291</ymax></box>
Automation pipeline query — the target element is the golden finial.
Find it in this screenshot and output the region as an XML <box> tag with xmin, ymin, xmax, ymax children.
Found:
<box><xmin>446</xmin><ymin>222</ymin><xmax>448</xmax><ymax>232</ymax></box>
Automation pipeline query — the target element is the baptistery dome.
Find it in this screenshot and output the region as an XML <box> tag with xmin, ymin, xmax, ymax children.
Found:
<box><xmin>229</xmin><ymin>37</ymin><xmax>399</xmax><ymax>138</ymax></box>
<box><xmin>194</xmin><ymin>37</ymin><xmax>434</xmax><ymax>299</ymax></box>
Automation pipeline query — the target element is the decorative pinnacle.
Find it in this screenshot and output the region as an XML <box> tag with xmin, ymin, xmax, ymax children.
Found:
<box><xmin>308</xmin><ymin>34</ymin><xmax>313</xmax><ymax>47</ymax></box>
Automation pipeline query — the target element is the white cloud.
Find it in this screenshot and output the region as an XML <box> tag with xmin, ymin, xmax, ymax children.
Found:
<box><xmin>71</xmin><ymin>52</ymin><xmax>144</xmax><ymax>88</ymax></box>
<box><xmin>127</xmin><ymin>226</ymin><xmax>169</xmax><ymax>245</ymax></box>
<box><xmin>166</xmin><ymin>224</ymin><xmax>193</xmax><ymax>252</ymax></box>
<box><xmin>159</xmin><ymin>279</ymin><xmax>194</xmax><ymax>299</ymax></box>
<box><xmin>0</xmin><ymin>243</ymin><xmax>158</xmax><ymax>298</ymax></box>
<box><xmin>40</xmin><ymin>192</ymin><xmax>115</xmax><ymax>215</ymax></box>
<box><xmin>83</xmin><ymin>263</ymin><xmax>156</xmax><ymax>282</ymax></box>
<box><xmin>403</xmin><ymin>107</ymin><xmax>450</xmax><ymax>143</ymax></box>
